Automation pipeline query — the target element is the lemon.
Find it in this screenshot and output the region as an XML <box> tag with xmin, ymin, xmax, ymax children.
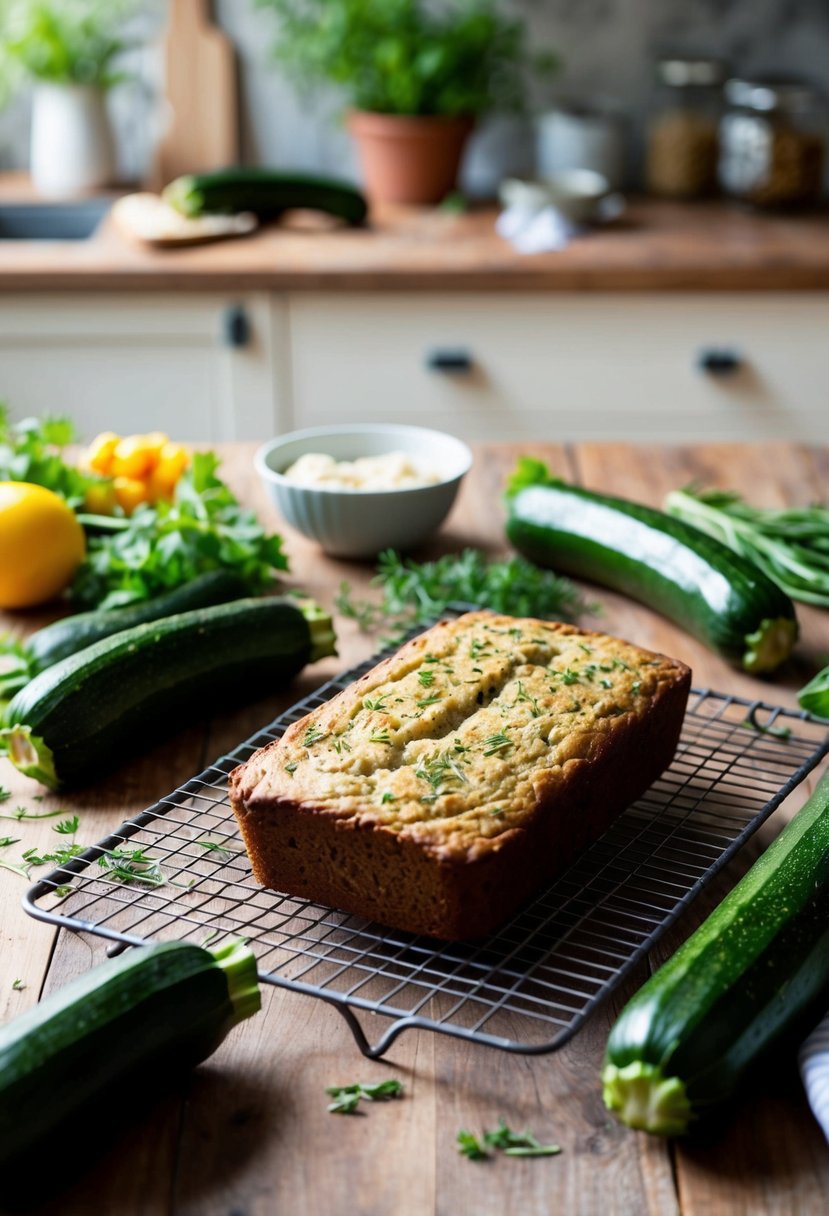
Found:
<box><xmin>0</xmin><ymin>482</ymin><xmax>86</xmax><ymax>609</ymax></box>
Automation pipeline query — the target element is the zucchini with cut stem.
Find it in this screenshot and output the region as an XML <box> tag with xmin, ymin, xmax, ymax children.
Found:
<box><xmin>505</xmin><ymin>458</ymin><xmax>798</xmax><ymax>674</ymax></box>
<box><xmin>164</xmin><ymin>168</ymin><xmax>368</xmax><ymax>227</ymax></box>
<box><xmin>0</xmin><ymin>596</ymin><xmax>337</xmax><ymax>789</ymax></box>
<box><xmin>0</xmin><ymin>939</ymin><xmax>261</xmax><ymax>1171</ymax></box>
<box><xmin>602</xmin><ymin>770</ymin><xmax>829</xmax><ymax>1136</ymax></box>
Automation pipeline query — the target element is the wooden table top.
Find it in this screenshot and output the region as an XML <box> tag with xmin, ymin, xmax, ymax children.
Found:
<box><xmin>1</xmin><ymin>173</ymin><xmax>829</xmax><ymax>292</ymax></box>
<box><xmin>1</xmin><ymin>441</ymin><xmax>828</xmax><ymax>1215</ymax></box>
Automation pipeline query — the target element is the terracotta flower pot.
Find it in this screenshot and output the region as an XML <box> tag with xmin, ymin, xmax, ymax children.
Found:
<box><xmin>347</xmin><ymin>111</ymin><xmax>475</xmax><ymax>206</ymax></box>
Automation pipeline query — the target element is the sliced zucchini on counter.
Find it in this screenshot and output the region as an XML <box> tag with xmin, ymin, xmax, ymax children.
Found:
<box><xmin>164</xmin><ymin>168</ymin><xmax>368</xmax><ymax>227</ymax></box>
<box><xmin>0</xmin><ymin>939</ymin><xmax>260</xmax><ymax>1171</ymax></box>
<box><xmin>602</xmin><ymin>770</ymin><xmax>829</xmax><ymax>1136</ymax></box>
<box><xmin>505</xmin><ymin>458</ymin><xmax>798</xmax><ymax>674</ymax></box>
<box><xmin>0</xmin><ymin>596</ymin><xmax>337</xmax><ymax>789</ymax></box>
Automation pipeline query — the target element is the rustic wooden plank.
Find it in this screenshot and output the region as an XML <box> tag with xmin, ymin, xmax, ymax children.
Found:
<box><xmin>171</xmin><ymin>990</ymin><xmax>435</xmax><ymax>1216</ymax></box>
<box><xmin>431</xmin><ymin>969</ymin><xmax>679</xmax><ymax>1216</ymax></box>
<box><xmin>6</xmin><ymin>442</ymin><xmax>827</xmax><ymax>1216</ymax></box>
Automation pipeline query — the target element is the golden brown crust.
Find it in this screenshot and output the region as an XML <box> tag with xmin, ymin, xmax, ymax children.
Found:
<box><xmin>230</xmin><ymin>612</ymin><xmax>691</xmax><ymax>938</ymax></box>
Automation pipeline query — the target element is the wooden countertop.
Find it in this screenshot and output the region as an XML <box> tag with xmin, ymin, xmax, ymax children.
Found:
<box><xmin>2</xmin><ymin>181</ymin><xmax>829</xmax><ymax>291</ymax></box>
<box><xmin>1</xmin><ymin>441</ymin><xmax>827</xmax><ymax>1216</ymax></box>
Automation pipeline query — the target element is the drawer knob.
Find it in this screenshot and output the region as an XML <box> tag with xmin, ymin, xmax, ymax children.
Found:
<box><xmin>697</xmin><ymin>347</ymin><xmax>742</xmax><ymax>376</ymax></box>
<box><xmin>426</xmin><ymin>348</ymin><xmax>474</xmax><ymax>374</ymax></box>
<box><xmin>223</xmin><ymin>304</ymin><xmax>251</xmax><ymax>348</ymax></box>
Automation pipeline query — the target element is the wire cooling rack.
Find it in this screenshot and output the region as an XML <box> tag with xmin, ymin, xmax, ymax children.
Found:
<box><xmin>23</xmin><ymin>618</ymin><xmax>829</xmax><ymax>1059</ymax></box>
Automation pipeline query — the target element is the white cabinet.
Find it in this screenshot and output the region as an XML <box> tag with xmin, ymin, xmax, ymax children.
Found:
<box><xmin>0</xmin><ymin>293</ymin><xmax>289</xmax><ymax>441</ymax></box>
<box><xmin>1</xmin><ymin>289</ymin><xmax>826</xmax><ymax>443</ymax></box>
<box><xmin>287</xmin><ymin>292</ymin><xmax>829</xmax><ymax>442</ymax></box>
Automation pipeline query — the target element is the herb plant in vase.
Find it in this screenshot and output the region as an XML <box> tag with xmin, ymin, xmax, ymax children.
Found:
<box><xmin>255</xmin><ymin>0</ymin><xmax>557</xmax><ymax>205</ymax></box>
<box><xmin>0</xmin><ymin>0</ymin><xmax>131</xmax><ymax>197</ymax></box>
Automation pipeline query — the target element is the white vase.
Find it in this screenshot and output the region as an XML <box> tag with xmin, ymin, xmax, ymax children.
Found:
<box><xmin>30</xmin><ymin>83</ymin><xmax>116</xmax><ymax>198</ymax></box>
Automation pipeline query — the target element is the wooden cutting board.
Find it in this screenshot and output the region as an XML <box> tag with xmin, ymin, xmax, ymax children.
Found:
<box><xmin>151</xmin><ymin>0</ymin><xmax>239</xmax><ymax>188</ymax></box>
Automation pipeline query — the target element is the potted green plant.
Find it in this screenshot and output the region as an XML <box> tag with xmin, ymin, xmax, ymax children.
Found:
<box><xmin>255</xmin><ymin>0</ymin><xmax>557</xmax><ymax>205</ymax></box>
<box><xmin>0</xmin><ymin>0</ymin><xmax>132</xmax><ymax>197</ymax></box>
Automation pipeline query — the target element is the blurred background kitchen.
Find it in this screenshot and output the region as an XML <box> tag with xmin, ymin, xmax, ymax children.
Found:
<box><xmin>0</xmin><ymin>0</ymin><xmax>826</xmax><ymax>445</ymax></box>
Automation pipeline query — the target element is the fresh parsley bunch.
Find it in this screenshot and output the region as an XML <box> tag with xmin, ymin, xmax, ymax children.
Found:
<box><xmin>72</xmin><ymin>450</ymin><xmax>288</xmax><ymax>609</ymax></box>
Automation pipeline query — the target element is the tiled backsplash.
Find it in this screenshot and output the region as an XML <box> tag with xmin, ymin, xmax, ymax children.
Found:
<box><xmin>0</xmin><ymin>0</ymin><xmax>825</xmax><ymax>190</ymax></box>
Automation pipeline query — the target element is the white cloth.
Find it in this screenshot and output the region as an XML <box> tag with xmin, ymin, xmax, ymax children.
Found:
<box><xmin>495</xmin><ymin>204</ymin><xmax>578</xmax><ymax>254</ymax></box>
<box><xmin>799</xmin><ymin>1008</ymin><xmax>829</xmax><ymax>1143</ymax></box>
<box><xmin>495</xmin><ymin>194</ymin><xmax>625</xmax><ymax>255</ymax></box>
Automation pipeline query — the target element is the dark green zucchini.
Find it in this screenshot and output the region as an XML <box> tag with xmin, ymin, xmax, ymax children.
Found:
<box><xmin>602</xmin><ymin>770</ymin><xmax>829</xmax><ymax>1136</ymax></box>
<box><xmin>505</xmin><ymin>458</ymin><xmax>798</xmax><ymax>674</ymax></box>
<box><xmin>26</xmin><ymin>568</ymin><xmax>250</xmax><ymax>673</ymax></box>
<box><xmin>0</xmin><ymin>939</ymin><xmax>260</xmax><ymax>1172</ymax></box>
<box><xmin>0</xmin><ymin>596</ymin><xmax>336</xmax><ymax>789</ymax></box>
<box><xmin>164</xmin><ymin>168</ymin><xmax>368</xmax><ymax>226</ymax></box>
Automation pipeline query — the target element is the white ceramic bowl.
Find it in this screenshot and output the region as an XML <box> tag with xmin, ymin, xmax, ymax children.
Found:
<box><xmin>255</xmin><ymin>424</ymin><xmax>473</xmax><ymax>558</ymax></box>
<box><xmin>499</xmin><ymin>169</ymin><xmax>612</xmax><ymax>224</ymax></box>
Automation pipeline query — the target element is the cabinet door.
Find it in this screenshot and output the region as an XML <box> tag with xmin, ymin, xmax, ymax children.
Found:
<box><xmin>0</xmin><ymin>293</ymin><xmax>284</xmax><ymax>441</ymax></box>
<box><xmin>288</xmin><ymin>293</ymin><xmax>829</xmax><ymax>442</ymax></box>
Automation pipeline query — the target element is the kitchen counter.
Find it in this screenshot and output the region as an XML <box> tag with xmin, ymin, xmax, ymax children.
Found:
<box><xmin>1</xmin><ymin>185</ymin><xmax>829</xmax><ymax>291</ymax></box>
<box><xmin>1</xmin><ymin>441</ymin><xmax>827</xmax><ymax>1216</ymax></box>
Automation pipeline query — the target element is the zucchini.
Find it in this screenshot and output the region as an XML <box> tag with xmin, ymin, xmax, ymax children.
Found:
<box><xmin>164</xmin><ymin>168</ymin><xmax>368</xmax><ymax>227</ymax></box>
<box><xmin>602</xmin><ymin>770</ymin><xmax>829</xmax><ymax>1136</ymax></box>
<box><xmin>26</xmin><ymin>569</ymin><xmax>250</xmax><ymax>673</ymax></box>
<box><xmin>0</xmin><ymin>596</ymin><xmax>337</xmax><ymax>789</ymax></box>
<box><xmin>0</xmin><ymin>939</ymin><xmax>260</xmax><ymax>1171</ymax></box>
<box><xmin>505</xmin><ymin>458</ymin><xmax>798</xmax><ymax>674</ymax></box>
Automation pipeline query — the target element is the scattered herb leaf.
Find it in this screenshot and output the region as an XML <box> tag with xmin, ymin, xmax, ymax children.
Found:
<box><xmin>326</xmin><ymin>1079</ymin><xmax>403</xmax><ymax>1114</ymax></box>
<box><xmin>97</xmin><ymin>846</ymin><xmax>165</xmax><ymax>888</ymax></box>
<box><xmin>458</xmin><ymin>1119</ymin><xmax>562</xmax><ymax>1161</ymax></box>
<box><xmin>196</xmin><ymin>838</ymin><xmax>238</xmax><ymax>861</ymax></box>
<box><xmin>457</xmin><ymin>1130</ymin><xmax>490</xmax><ymax>1161</ymax></box>
<box><xmin>53</xmin><ymin>815</ymin><xmax>80</xmax><ymax>836</ymax></box>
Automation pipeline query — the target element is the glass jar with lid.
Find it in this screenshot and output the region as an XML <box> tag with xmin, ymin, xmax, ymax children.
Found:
<box><xmin>646</xmin><ymin>56</ymin><xmax>727</xmax><ymax>198</ymax></box>
<box><xmin>719</xmin><ymin>77</ymin><xmax>826</xmax><ymax>208</ymax></box>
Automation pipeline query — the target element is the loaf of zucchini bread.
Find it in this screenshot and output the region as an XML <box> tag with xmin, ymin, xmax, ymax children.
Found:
<box><xmin>230</xmin><ymin>612</ymin><xmax>691</xmax><ymax>939</ymax></box>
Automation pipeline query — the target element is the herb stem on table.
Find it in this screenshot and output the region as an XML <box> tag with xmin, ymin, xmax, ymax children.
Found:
<box><xmin>325</xmin><ymin>1079</ymin><xmax>404</xmax><ymax>1114</ymax></box>
<box><xmin>457</xmin><ymin>1119</ymin><xmax>562</xmax><ymax>1161</ymax></box>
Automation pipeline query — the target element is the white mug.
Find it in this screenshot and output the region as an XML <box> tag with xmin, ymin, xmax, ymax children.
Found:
<box><xmin>536</xmin><ymin>104</ymin><xmax>627</xmax><ymax>191</ymax></box>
